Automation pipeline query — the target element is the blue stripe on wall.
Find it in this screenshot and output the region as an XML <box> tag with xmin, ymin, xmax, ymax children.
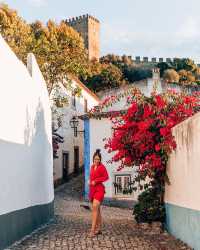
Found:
<box><xmin>165</xmin><ymin>202</ymin><xmax>200</xmax><ymax>250</ymax></box>
<box><xmin>84</xmin><ymin>119</ymin><xmax>90</xmax><ymax>200</ymax></box>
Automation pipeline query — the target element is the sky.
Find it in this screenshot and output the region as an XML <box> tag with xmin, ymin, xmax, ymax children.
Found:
<box><xmin>3</xmin><ymin>0</ymin><xmax>200</xmax><ymax>62</ymax></box>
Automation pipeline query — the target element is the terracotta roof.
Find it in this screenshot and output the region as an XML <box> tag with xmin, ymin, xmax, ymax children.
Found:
<box><xmin>67</xmin><ymin>74</ymin><xmax>100</xmax><ymax>102</ymax></box>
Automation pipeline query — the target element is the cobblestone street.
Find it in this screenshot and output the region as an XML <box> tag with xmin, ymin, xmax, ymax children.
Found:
<box><xmin>8</xmin><ymin>175</ymin><xmax>191</xmax><ymax>250</ymax></box>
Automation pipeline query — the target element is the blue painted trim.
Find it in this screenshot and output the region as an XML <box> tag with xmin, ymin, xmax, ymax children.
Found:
<box><xmin>84</xmin><ymin>119</ymin><xmax>90</xmax><ymax>199</ymax></box>
<box><xmin>165</xmin><ymin>202</ymin><xmax>200</xmax><ymax>250</ymax></box>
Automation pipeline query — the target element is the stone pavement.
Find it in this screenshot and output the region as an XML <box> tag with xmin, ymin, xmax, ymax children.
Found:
<box><xmin>8</xmin><ymin>175</ymin><xmax>191</xmax><ymax>250</ymax></box>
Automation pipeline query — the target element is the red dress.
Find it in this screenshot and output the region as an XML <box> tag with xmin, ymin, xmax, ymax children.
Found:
<box><xmin>89</xmin><ymin>163</ymin><xmax>109</xmax><ymax>202</ymax></box>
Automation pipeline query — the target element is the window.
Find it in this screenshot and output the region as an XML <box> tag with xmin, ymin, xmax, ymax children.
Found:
<box><xmin>72</xmin><ymin>95</ymin><xmax>76</xmax><ymax>108</ymax></box>
<box><xmin>84</xmin><ymin>98</ymin><xmax>88</xmax><ymax>112</ymax></box>
<box><xmin>114</xmin><ymin>174</ymin><xmax>132</xmax><ymax>195</ymax></box>
<box><xmin>115</xmin><ymin>176</ymin><xmax>122</xmax><ymax>194</ymax></box>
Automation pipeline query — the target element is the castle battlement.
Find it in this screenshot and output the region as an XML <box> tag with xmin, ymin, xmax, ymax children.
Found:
<box><xmin>133</xmin><ymin>56</ymin><xmax>184</xmax><ymax>64</ymax></box>
<box><xmin>66</xmin><ymin>14</ymin><xmax>100</xmax><ymax>60</ymax></box>
<box><xmin>108</xmin><ymin>55</ymin><xmax>182</xmax><ymax>64</ymax></box>
<box><xmin>66</xmin><ymin>14</ymin><xmax>100</xmax><ymax>24</ymax></box>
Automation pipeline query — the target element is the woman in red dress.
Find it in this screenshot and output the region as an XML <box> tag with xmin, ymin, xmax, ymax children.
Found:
<box><xmin>88</xmin><ymin>149</ymin><xmax>109</xmax><ymax>237</ymax></box>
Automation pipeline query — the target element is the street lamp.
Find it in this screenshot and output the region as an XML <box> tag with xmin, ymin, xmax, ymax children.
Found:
<box><xmin>70</xmin><ymin>116</ymin><xmax>84</xmax><ymax>137</ymax></box>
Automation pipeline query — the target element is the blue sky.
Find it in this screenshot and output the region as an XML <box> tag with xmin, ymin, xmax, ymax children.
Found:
<box><xmin>3</xmin><ymin>0</ymin><xmax>200</xmax><ymax>62</ymax></box>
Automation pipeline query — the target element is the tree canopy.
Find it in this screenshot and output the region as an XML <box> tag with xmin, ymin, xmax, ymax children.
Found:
<box><xmin>0</xmin><ymin>3</ymin><xmax>32</xmax><ymax>62</ymax></box>
<box><xmin>0</xmin><ymin>4</ymin><xmax>88</xmax><ymax>92</ymax></box>
<box><xmin>30</xmin><ymin>20</ymin><xmax>88</xmax><ymax>92</ymax></box>
<box><xmin>85</xmin><ymin>63</ymin><xmax>124</xmax><ymax>92</ymax></box>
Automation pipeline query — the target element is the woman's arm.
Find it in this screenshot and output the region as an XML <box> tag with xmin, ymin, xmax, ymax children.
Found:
<box><xmin>94</xmin><ymin>165</ymin><xmax>109</xmax><ymax>184</ymax></box>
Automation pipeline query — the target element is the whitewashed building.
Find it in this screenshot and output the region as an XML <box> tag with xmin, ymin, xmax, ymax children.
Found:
<box><xmin>97</xmin><ymin>68</ymin><xmax>162</xmax><ymax>100</ymax></box>
<box><xmin>97</xmin><ymin>68</ymin><xmax>200</xmax><ymax>100</ymax></box>
<box><xmin>80</xmin><ymin>110</ymin><xmax>141</xmax><ymax>207</ymax></box>
<box><xmin>81</xmin><ymin>115</ymin><xmax>141</xmax><ymax>207</ymax></box>
<box><xmin>0</xmin><ymin>35</ymin><xmax>54</xmax><ymax>249</ymax></box>
<box><xmin>50</xmin><ymin>75</ymin><xmax>100</xmax><ymax>186</ymax></box>
<box><xmin>79</xmin><ymin>69</ymin><xmax>162</xmax><ymax>207</ymax></box>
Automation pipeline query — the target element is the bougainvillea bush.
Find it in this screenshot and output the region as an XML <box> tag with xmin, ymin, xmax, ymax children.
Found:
<box><xmin>102</xmin><ymin>89</ymin><xmax>200</xmax><ymax>223</ymax></box>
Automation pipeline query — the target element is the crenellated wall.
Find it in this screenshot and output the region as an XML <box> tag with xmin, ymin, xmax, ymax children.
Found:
<box><xmin>66</xmin><ymin>14</ymin><xmax>100</xmax><ymax>61</ymax></box>
<box><xmin>66</xmin><ymin>14</ymin><xmax>100</xmax><ymax>24</ymax></box>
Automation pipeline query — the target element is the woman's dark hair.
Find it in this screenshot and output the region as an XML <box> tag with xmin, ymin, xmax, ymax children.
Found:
<box><xmin>93</xmin><ymin>149</ymin><xmax>101</xmax><ymax>162</ymax></box>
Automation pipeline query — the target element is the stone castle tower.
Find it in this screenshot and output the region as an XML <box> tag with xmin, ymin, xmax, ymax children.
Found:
<box><xmin>66</xmin><ymin>14</ymin><xmax>100</xmax><ymax>61</ymax></box>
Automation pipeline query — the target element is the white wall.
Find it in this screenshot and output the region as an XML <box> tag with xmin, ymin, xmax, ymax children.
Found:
<box><xmin>164</xmin><ymin>112</ymin><xmax>200</xmax><ymax>250</ymax></box>
<box><xmin>0</xmin><ymin>35</ymin><xmax>54</xmax><ymax>215</ymax></box>
<box><xmin>165</xmin><ymin>112</ymin><xmax>200</xmax><ymax>210</ymax></box>
<box><xmin>97</xmin><ymin>77</ymin><xmax>163</xmax><ymax>113</ymax></box>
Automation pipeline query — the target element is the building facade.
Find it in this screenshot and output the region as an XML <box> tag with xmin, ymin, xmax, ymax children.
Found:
<box><xmin>50</xmin><ymin>75</ymin><xmax>100</xmax><ymax>187</ymax></box>
<box><xmin>82</xmin><ymin>115</ymin><xmax>140</xmax><ymax>208</ymax></box>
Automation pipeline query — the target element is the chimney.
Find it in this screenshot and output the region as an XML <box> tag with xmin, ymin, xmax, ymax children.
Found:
<box><xmin>152</xmin><ymin>68</ymin><xmax>160</xmax><ymax>80</ymax></box>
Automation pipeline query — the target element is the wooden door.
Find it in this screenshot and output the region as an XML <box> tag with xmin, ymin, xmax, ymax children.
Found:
<box><xmin>62</xmin><ymin>152</ymin><xmax>69</xmax><ymax>181</ymax></box>
<box><xmin>74</xmin><ymin>146</ymin><xmax>79</xmax><ymax>175</ymax></box>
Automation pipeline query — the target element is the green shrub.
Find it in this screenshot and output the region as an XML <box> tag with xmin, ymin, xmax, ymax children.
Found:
<box><xmin>133</xmin><ymin>187</ymin><xmax>165</xmax><ymax>223</ymax></box>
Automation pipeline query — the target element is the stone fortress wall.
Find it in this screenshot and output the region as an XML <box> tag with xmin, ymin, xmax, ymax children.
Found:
<box><xmin>114</xmin><ymin>55</ymin><xmax>185</xmax><ymax>64</ymax></box>
<box><xmin>66</xmin><ymin>14</ymin><xmax>100</xmax><ymax>61</ymax></box>
<box><xmin>65</xmin><ymin>14</ymin><xmax>199</xmax><ymax>67</ymax></box>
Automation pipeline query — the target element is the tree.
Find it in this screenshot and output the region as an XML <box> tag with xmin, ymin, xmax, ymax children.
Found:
<box><xmin>100</xmin><ymin>54</ymin><xmax>133</xmax><ymax>67</ymax></box>
<box><xmin>0</xmin><ymin>4</ymin><xmax>32</xmax><ymax>62</ymax></box>
<box><xmin>123</xmin><ymin>65</ymin><xmax>152</xmax><ymax>82</ymax></box>
<box><xmin>86</xmin><ymin>63</ymin><xmax>124</xmax><ymax>92</ymax></box>
<box><xmin>163</xmin><ymin>69</ymin><xmax>179</xmax><ymax>83</ymax></box>
<box><xmin>171</xmin><ymin>58</ymin><xmax>197</xmax><ymax>72</ymax></box>
<box><xmin>194</xmin><ymin>67</ymin><xmax>200</xmax><ymax>81</ymax></box>
<box><xmin>100</xmin><ymin>54</ymin><xmax>152</xmax><ymax>83</ymax></box>
<box><xmin>158</xmin><ymin>59</ymin><xmax>198</xmax><ymax>84</ymax></box>
<box><xmin>187</xmin><ymin>71</ymin><xmax>195</xmax><ymax>83</ymax></box>
<box><xmin>178</xmin><ymin>70</ymin><xmax>195</xmax><ymax>84</ymax></box>
<box><xmin>157</xmin><ymin>62</ymin><xmax>171</xmax><ymax>77</ymax></box>
<box><xmin>84</xmin><ymin>58</ymin><xmax>104</xmax><ymax>79</ymax></box>
<box><xmin>30</xmin><ymin>20</ymin><xmax>88</xmax><ymax>93</ymax></box>
<box><xmin>103</xmin><ymin>90</ymin><xmax>200</xmax><ymax>223</ymax></box>
<box><xmin>0</xmin><ymin>5</ymin><xmax>89</xmax><ymax>93</ymax></box>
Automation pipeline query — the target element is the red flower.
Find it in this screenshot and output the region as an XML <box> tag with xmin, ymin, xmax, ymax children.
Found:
<box><xmin>155</xmin><ymin>144</ymin><xmax>161</xmax><ymax>152</ymax></box>
<box><xmin>138</xmin><ymin>121</ymin><xmax>150</xmax><ymax>131</ymax></box>
<box><xmin>160</xmin><ymin>128</ymin><xmax>169</xmax><ymax>136</ymax></box>
<box><xmin>103</xmin><ymin>90</ymin><xmax>200</xmax><ymax>175</ymax></box>
<box><xmin>143</xmin><ymin>105</ymin><xmax>154</xmax><ymax>118</ymax></box>
<box><xmin>155</xmin><ymin>95</ymin><xmax>166</xmax><ymax>109</ymax></box>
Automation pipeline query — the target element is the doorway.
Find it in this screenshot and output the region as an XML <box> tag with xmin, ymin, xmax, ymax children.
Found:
<box><xmin>62</xmin><ymin>151</ymin><xmax>69</xmax><ymax>181</ymax></box>
<box><xmin>74</xmin><ymin>146</ymin><xmax>79</xmax><ymax>175</ymax></box>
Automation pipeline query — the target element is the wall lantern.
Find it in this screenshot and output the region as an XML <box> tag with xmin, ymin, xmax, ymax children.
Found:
<box><xmin>70</xmin><ymin>116</ymin><xmax>84</xmax><ymax>137</ymax></box>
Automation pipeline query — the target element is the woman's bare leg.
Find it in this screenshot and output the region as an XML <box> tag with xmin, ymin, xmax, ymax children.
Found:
<box><xmin>95</xmin><ymin>206</ymin><xmax>102</xmax><ymax>233</ymax></box>
<box><xmin>90</xmin><ymin>199</ymin><xmax>100</xmax><ymax>235</ymax></box>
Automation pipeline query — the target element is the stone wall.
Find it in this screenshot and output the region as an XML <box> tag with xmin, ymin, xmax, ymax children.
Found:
<box><xmin>66</xmin><ymin>14</ymin><xmax>100</xmax><ymax>60</ymax></box>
